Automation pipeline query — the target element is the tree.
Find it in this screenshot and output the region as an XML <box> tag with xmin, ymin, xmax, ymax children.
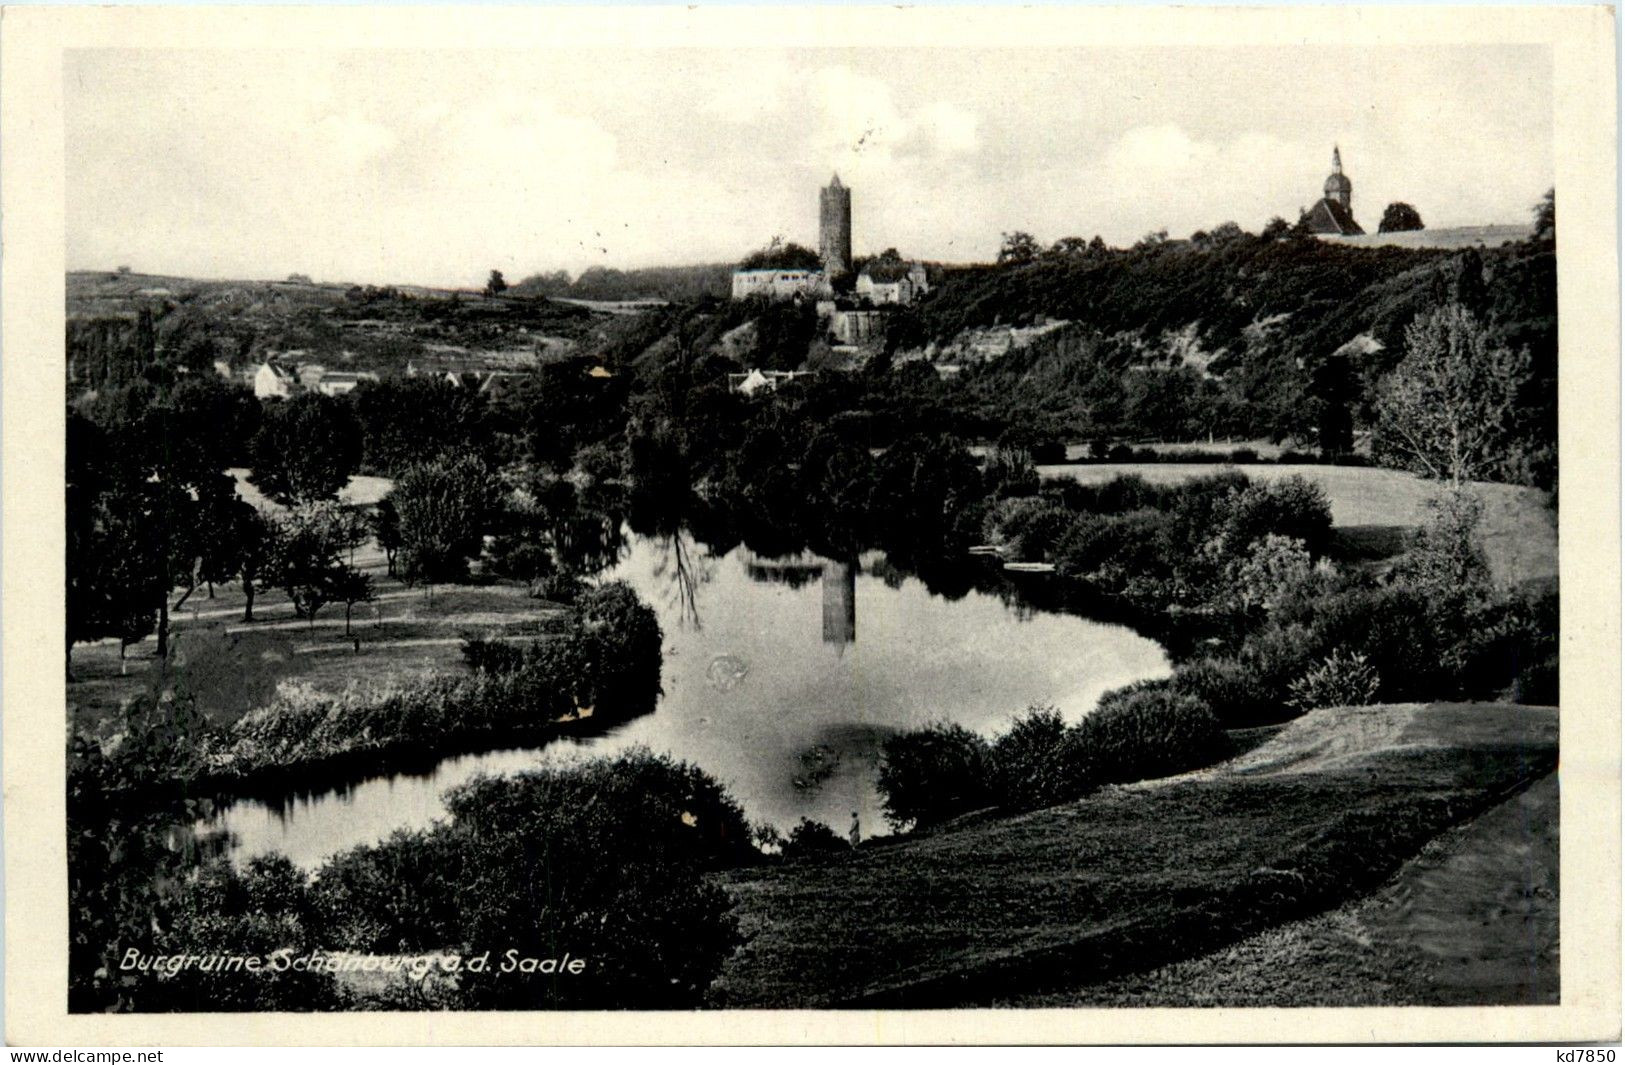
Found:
<box><xmin>233</xmin><ymin>505</ymin><xmax>273</xmax><ymax>623</ymax></box>
<box><xmin>248</xmin><ymin>392</ymin><xmax>362</xmax><ymax>505</ymax></box>
<box><xmin>264</xmin><ymin>502</ymin><xmax>366</xmax><ymax>623</ymax></box>
<box><xmin>369</xmin><ymin>498</ymin><xmax>402</xmax><ymax>577</ymax></box>
<box><xmin>1373</xmin><ymin>303</ymin><xmax>1530</xmax><ymax>484</ymax></box>
<box><xmin>876</xmin><ymin>722</ymin><xmax>993</xmax><ymax>830</ymax></box>
<box><xmin>997</xmin><ymin>231</ymin><xmax>1041</xmax><ymax>266</ymax></box>
<box><xmin>738</xmin><ymin>240</ymin><xmax>821</xmax><ymax>271</ymax></box>
<box><xmin>1260</xmin><ymin>216</ymin><xmax>1291</xmax><ymax>241</ymax></box>
<box><xmin>68</xmin><ymin>485</ymin><xmax>169</xmax><ymax>667</ymax></box>
<box><xmin>389</xmin><ymin>454</ymin><xmax>505</xmax><ymax>587</ymax></box>
<box><xmin>330</xmin><ymin>567</ymin><xmax>376</xmax><ymax>637</ymax></box>
<box><xmin>1533</xmin><ymin>188</ymin><xmax>1555</xmax><ymax>242</ymax></box>
<box><xmin>484</xmin><ymin>269</ymin><xmax>508</xmax><ymax>297</ymax></box>
<box><xmin>1378</xmin><ymin>202</ymin><xmax>1425</xmax><ymax>233</ymax></box>
<box><xmin>349</xmin><ymin>377</ymin><xmax>490</xmax><ymax>476</ymax></box>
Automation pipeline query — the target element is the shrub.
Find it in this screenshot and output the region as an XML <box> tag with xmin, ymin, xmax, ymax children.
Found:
<box><xmin>573</xmin><ymin>441</ymin><xmax>623</xmax><ymax>485</ymax></box>
<box><xmin>1054</xmin><ymin>508</ymin><xmax>1170</xmax><ymax>585</ymax></box>
<box><xmin>1171</xmin><ymin>655</ymin><xmax>1285</xmax><ymax>728</ymax></box>
<box><xmin>142</xmin><ymin>856</ymin><xmax>343</xmax><ymax>1011</ymax></box>
<box><xmin>536</xmin><ymin>571</ymin><xmax>585</xmax><ymax>605</ymax></box>
<box><xmin>876</xmin><ymin>723</ymin><xmax>993</xmax><ymax>831</ymax></box>
<box><xmin>989</xmin><ymin>706</ymin><xmax>1091</xmax><ymax>811</ymax></box>
<box><xmin>983</xmin><ymin>496</ymin><xmax>1073</xmax><ymax>562</ymax></box>
<box><xmin>1286</xmin><ymin>649</ymin><xmax>1381</xmax><ymax>712</ymax></box>
<box><xmin>779</xmin><ymin>818</ymin><xmax>852</xmax><ymax>860</ymax></box>
<box><xmin>314</xmin><ymin>749</ymin><xmax>750</xmax><ymax>1009</ymax></box>
<box><xmin>1080</xmin><ymin>684</ymin><xmax>1231</xmax><ymax>785</ymax></box>
<box><xmin>1225</xmin><ymin>534</ymin><xmax>1314</xmax><ymax>613</ymax></box>
<box><xmin>1218</xmin><ymin>476</ymin><xmax>1334</xmax><ymax>559</ymax></box>
<box><xmin>461</xmin><ymin>634</ymin><xmax>525</xmax><ymax>674</ymax></box>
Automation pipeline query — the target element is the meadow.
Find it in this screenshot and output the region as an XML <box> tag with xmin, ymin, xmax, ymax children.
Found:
<box><xmin>711</xmin><ymin>702</ymin><xmax>1557</xmax><ymax>1008</ymax></box>
<box><xmin>1041</xmin><ymin>461</ymin><xmax>1556</xmax><ymax>587</ymax></box>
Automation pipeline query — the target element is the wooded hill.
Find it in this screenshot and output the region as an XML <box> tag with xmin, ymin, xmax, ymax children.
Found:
<box><xmin>887</xmin><ymin>229</ymin><xmax>1554</xmax><ymax>486</ymax></box>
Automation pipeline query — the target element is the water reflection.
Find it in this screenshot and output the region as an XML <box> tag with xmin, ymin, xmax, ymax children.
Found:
<box><xmin>196</xmin><ymin>530</ymin><xmax>1172</xmax><ymax>866</ymax></box>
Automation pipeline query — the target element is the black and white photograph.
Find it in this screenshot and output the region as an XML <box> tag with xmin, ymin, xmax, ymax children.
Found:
<box><xmin>3</xmin><ymin>3</ymin><xmax>1618</xmax><ymax>1046</ymax></box>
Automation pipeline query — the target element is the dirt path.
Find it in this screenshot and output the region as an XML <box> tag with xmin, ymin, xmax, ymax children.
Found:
<box><xmin>1022</xmin><ymin>771</ymin><xmax>1559</xmax><ymax>1007</ymax></box>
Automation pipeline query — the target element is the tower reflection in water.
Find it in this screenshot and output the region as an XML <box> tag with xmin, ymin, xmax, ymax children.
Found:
<box><xmin>820</xmin><ymin>559</ymin><xmax>856</xmax><ymax>648</ymax></box>
<box><xmin>740</xmin><ymin>549</ymin><xmax>857</xmax><ymax>650</ymax></box>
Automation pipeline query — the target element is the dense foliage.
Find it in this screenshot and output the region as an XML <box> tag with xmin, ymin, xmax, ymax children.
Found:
<box><xmin>71</xmin><ymin>751</ymin><xmax>749</xmax><ymax>1011</ymax></box>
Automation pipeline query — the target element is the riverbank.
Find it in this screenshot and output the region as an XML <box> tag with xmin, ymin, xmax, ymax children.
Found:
<box><xmin>69</xmin><ymin>582</ymin><xmax>662</xmax><ymax>807</ymax></box>
<box><xmin>708</xmin><ymin>702</ymin><xmax>1557</xmax><ymax>1008</ymax></box>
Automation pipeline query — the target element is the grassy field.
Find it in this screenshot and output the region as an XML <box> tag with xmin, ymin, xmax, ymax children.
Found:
<box><xmin>68</xmin><ymin>472</ymin><xmax>563</xmax><ymax>735</ymax></box>
<box><xmin>1040</xmin><ymin>462</ymin><xmax>1556</xmax><ymax>587</ymax></box>
<box><xmin>708</xmin><ymin>702</ymin><xmax>1556</xmax><ymax>1008</ymax></box>
<box><xmin>1010</xmin><ymin>772</ymin><xmax>1558</xmax><ymax>1007</ymax></box>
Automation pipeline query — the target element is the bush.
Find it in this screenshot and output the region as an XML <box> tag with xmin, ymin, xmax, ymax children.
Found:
<box><xmin>983</xmin><ymin>496</ymin><xmax>1074</xmax><ymax>562</ymax></box>
<box><xmin>1081</xmin><ymin>684</ymin><xmax>1231</xmax><ymax>785</ymax></box>
<box><xmin>574</xmin><ymin>441</ymin><xmax>623</xmax><ymax>486</ymax></box>
<box><xmin>1225</xmin><ymin>534</ymin><xmax>1314</xmax><ymax>613</ymax></box>
<box><xmin>988</xmin><ymin>706</ymin><xmax>1091</xmax><ymax>811</ymax></box>
<box><xmin>876</xmin><ymin>723</ymin><xmax>993</xmax><ymax>830</ymax></box>
<box><xmin>1287</xmin><ymin>649</ymin><xmax>1381</xmax><ymax>712</ymax></box>
<box><xmin>141</xmin><ymin>856</ymin><xmax>344</xmax><ymax>1011</ymax></box>
<box><xmin>1054</xmin><ymin>508</ymin><xmax>1170</xmax><ymax>585</ymax></box>
<box><xmin>461</xmin><ymin>634</ymin><xmax>526</xmax><ymax>674</ymax></box>
<box><xmin>1171</xmin><ymin>655</ymin><xmax>1285</xmax><ymax>728</ymax></box>
<box><xmin>779</xmin><ymin>818</ymin><xmax>852</xmax><ymax>860</ymax></box>
<box><xmin>1218</xmin><ymin>476</ymin><xmax>1333</xmax><ymax>559</ymax></box>
<box><xmin>536</xmin><ymin>571</ymin><xmax>585</xmax><ymax>605</ymax></box>
<box><xmin>313</xmin><ymin>749</ymin><xmax>750</xmax><ymax>1009</ymax></box>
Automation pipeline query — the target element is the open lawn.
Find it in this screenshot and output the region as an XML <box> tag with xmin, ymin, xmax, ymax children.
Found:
<box><xmin>708</xmin><ymin>703</ymin><xmax>1556</xmax><ymax>1008</ymax></box>
<box><xmin>1040</xmin><ymin>462</ymin><xmax>1556</xmax><ymax>587</ymax></box>
<box><xmin>1010</xmin><ymin>772</ymin><xmax>1558</xmax><ymax>1007</ymax></box>
<box><xmin>68</xmin><ymin>540</ymin><xmax>564</xmax><ymax>735</ymax></box>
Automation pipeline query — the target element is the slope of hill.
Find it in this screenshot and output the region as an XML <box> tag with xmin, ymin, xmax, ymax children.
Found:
<box><xmin>709</xmin><ymin>703</ymin><xmax>1557</xmax><ymax>1008</ymax></box>
<box><xmin>66</xmin><ymin>270</ymin><xmax>605</xmax><ymax>392</ymax></box>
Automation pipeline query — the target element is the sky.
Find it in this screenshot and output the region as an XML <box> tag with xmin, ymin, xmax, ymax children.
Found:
<box><xmin>65</xmin><ymin>46</ymin><xmax>1553</xmax><ymax>288</ymax></box>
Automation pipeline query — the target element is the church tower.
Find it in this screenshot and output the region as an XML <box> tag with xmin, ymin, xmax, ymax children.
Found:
<box><xmin>1323</xmin><ymin>145</ymin><xmax>1353</xmax><ymax>211</ymax></box>
<box><xmin>819</xmin><ymin>173</ymin><xmax>853</xmax><ymax>278</ymax></box>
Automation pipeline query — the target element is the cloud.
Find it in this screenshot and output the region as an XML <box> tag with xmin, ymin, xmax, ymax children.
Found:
<box><xmin>917</xmin><ymin>101</ymin><xmax>979</xmax><ymax>156</ymax></box>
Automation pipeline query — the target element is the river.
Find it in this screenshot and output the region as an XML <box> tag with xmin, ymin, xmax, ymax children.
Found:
<box><xmin>199</xmin><ymin>532</ymin><xmax>1172</xmax><ymax>869</ymax></box>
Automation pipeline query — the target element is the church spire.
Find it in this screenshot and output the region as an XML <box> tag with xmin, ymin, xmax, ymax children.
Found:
<box><xmin>829</xmin><ymin>172</ymin><xmax>844</xmax><ymax>189</ymax></box>
<box><xmin>1332</xmin><ymin>145</ymin><xmax>1343</xmax><ymax>174</ymax></box>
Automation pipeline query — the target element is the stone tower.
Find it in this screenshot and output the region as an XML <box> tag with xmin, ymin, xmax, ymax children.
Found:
<box><xmin>819</xmin><ymin>173</ymin><xmax>853</xmax><ymax>278</ymax></box>
<box><xmin>1323</xmin><ymin>145</ymin><xmax>1353</xmax><ymax>212</ymax></box>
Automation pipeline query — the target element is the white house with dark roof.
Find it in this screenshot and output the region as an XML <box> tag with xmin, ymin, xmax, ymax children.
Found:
<box><xmin>253</xmin><ymin>362</ymin><xmax>295</xmax><ymax>399</ymax></box>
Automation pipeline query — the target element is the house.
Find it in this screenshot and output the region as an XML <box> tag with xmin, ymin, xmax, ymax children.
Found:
<box><xmin>253</xmin><ymin>362</ymin><xmax>295</xmax><ymax>399</ymax></box>
<box><xmin>855</xmin><ymin>261</ymin><xmax>929</xmax><ymax>305</ymax></box>
<box><xmin>727</xmin><ymin>368</ymin><xmax>811</xmax><ymax>396</ymax></box>
<box><xmin>316</xmin><ymin>371</ymin><xmax>378</xmax><ymax>397</ymax></box>
<box><xmin>731</xmin><ymin>269</ymin><xmax>828</xmax><ymax>301</ymax></box>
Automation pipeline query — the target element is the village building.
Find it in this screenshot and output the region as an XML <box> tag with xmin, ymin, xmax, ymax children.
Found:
<box><xmin>253</xmin><ymin>361</ymin><xmax>295</xmax><ymax>399</ymax></box>
<box><xmin>855</xmin><ymin>261</ymin><xmax>930</xmax><ymax>306</ymax></box>
<box><xmin>728</xmin><ymin>368</ymin><xmax>812</xmax><ymax>396</ymax></box>
<box><xmin>730</xmin><ymin>268</ymin><xmax>827</xmax><ymax>301</ymax></box>
<box><xmin>315</xmin><ymin>370</ymin><xmax>378</xmax><ymax>396</ymax></box>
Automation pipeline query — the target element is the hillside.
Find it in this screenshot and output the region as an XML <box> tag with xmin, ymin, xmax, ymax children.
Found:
<box><xmin>709</xmin><ymin>703</ymin><xmax>1557</xmax><ymax>1008</ymax></box>
<box><xmin>66</xmin><ymin>270</ymin><xmax>606</xmax><ymax>392</ymax></box>
<box><xmin>898</xmin><ymin>231</ymin><xmax>1555</xmax><ymax>479</ymax></box>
